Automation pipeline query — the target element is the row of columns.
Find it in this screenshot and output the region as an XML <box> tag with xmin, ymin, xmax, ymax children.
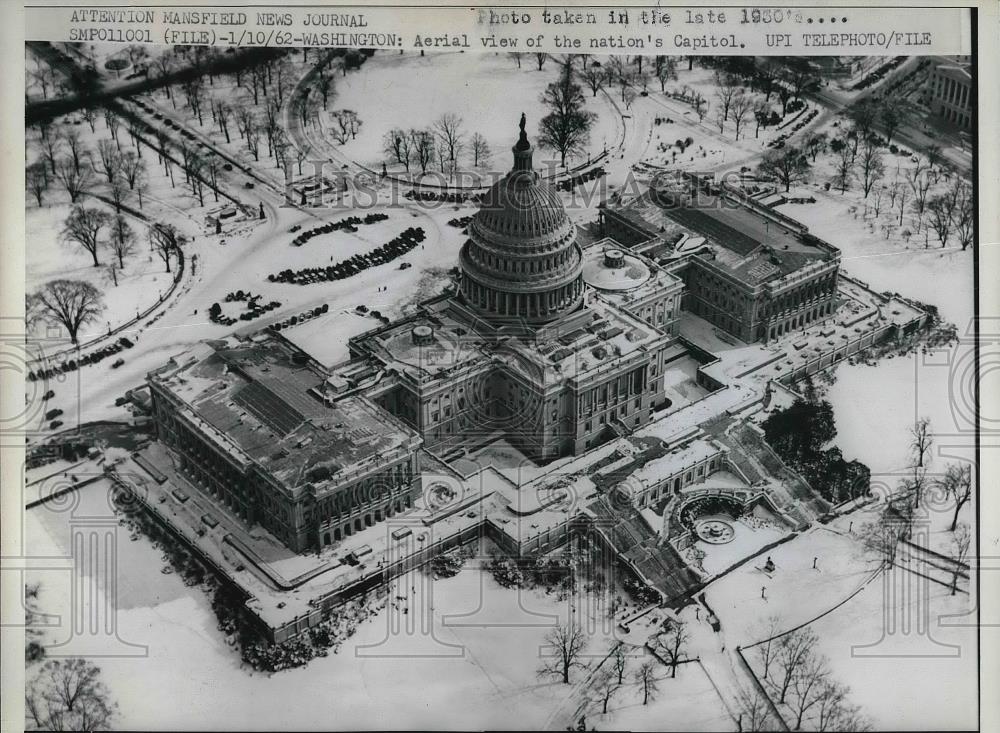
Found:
<box><xmin>464</xmin><ymin>278</ymin><xmax>582</xmax><ymax>319</ymax></box>
<box><xmin>767</xmin><ymin>299</ymin><xmax>835</xmax><ymax>341</ymax></box>
<box><xmin>320</xmin><ymin>494</ymin><xmax>413</xmax><ymax>546</ymax></box>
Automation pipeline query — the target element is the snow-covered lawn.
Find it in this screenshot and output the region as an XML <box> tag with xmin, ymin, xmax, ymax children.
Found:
<box><xmin>705</xmin><ymin>507</ymin><xmax>975</xmax><ymax>729</ymax></box>
<box><xmin>25</xmin><ymin>489</ymin><xmax>623</xmax><ymax>730</ymax></box>
<box><xmin>25</xmin><ymin>203</ymin><xmax>173</xmax><ymax>341</ymax></box>
<box><xmin>332</xmin><ymin>51</ymin><xmax>622</xmax><ymax>175</ymax></box>
<box><xmin>590</xmin><ymin>655</ymin><xmax>732</xmax><ymax>731</ymax></box>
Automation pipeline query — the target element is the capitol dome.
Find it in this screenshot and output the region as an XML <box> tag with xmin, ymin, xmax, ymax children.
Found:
<box><xmin>459</xmin><ymin>114</ymin><xmax>584</xmax><ymax>325</ymax></box>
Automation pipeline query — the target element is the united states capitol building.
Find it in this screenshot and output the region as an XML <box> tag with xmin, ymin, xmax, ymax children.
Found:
<box><xmin>144</xmin><ymin>117</ymin><xmax>853</xmax><ymax>556</ymax></box>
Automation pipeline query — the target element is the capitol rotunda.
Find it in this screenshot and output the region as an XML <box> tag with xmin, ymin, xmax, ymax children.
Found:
<box><xmin>459</xmin><ymin>114</ymin><xmax>585</xmax><ymax>325</ymax></box>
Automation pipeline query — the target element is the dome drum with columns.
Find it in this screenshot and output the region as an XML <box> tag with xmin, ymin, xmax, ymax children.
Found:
<box><xmin>459</xmin><ymin>114</ymin><xmax>585</xmax><ymax>325</ymax></box>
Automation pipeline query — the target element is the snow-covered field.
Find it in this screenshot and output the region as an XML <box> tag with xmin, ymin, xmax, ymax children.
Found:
<box><xmin>24</xmin><ymin>485</ymin><xmax>630</xmax><ymax>730</ymax></box>
<box><xmin>332</xmin><ymin>51</ymin><xmax>623</xmax><ymax>173</ymax></box>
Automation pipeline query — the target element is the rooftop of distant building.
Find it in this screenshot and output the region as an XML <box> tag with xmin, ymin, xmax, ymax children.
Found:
<box><xmin>609</xmin><ymin>181</ymin><xmax>839</xmax><ymax>286</ymax></box>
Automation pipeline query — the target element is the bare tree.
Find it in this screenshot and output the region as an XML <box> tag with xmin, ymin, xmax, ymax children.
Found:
<box><xmin>61</xmin><ymin>128</ymin><xmax>86</xmax><ymax>174</ymax></box>
<box><xmin>655</xmin><ymin>55</ymin><xmax>678</xmax><ymax>91</ymax></box>
<box><xmin>126</xmin><ymin>117</ymin><xmax>145</xmax><ymax>154</ymax></box>
<box><xmin>653</xmin><ymin>619</ymin><xmax>688</xmax><ymax>678</ymax></box>
<box><xmin>508</xmin><ymin>52</ymin><xmax>523</xmax><ymax>69</ymax></box>
<box><xmin>410</xmin><ymin>128</ymin><xmax>435</xmax><ymax>175</ymax></box>
<box><xmin>27</xmin><ymin>162</ymin><xmax>49</xmax><ymax>206</ymax></box>
<box><xmin>109</xmin><ymin>214</ymin><xmax>137</xmax><ymax>269</ymax></box>
<box><xmin>737</xmin><ymin>684</ymin><xmax>776</xmax><ymax>732</ymax></box>
<box><xmin>315</xmin><ymin>65</ymin><xmax>336</xmax><ymax>109</ymax></box>
<box><xmin>537</xmin><ymin>621</ymin><xmax>587</xmax><ymax>684</ymax></box>
<box><xmin>535</xmin><ymin>52</ymin><xmax>548</xmax><ymax>71</ymax></box>
<box><xmin>634</xmin><ymin>660</ymin><xmax>659</xmax><ymax>705</ymax></box>
<box><xmin>470</xmin><ymin>132</ymin><xmax>491</xmax><ymax>168</ymax></box>
<box><xmin>27</xmin><ymin>280</ymin><xmax>105</xmax><ymax>345</ymax></box>
<box><xmin>858</xmin><ymin>137</ymin><xmax>885</xmax><ymax>198</ymax></box>
<box><xmin>593</xmin><ymin>669</ymin><xmax>619</xmax><ymax>715</ymax></box>
<box><xmin>245</xmin><ymin>120</ymin><xmax>262</xmax><ymax>161</ymax></box>
<box><xmin>870</xmin><ymin>185</ymin><xmax>886</xmax><ymax>218</ymax></box>
<box><xmin>148</xmin><ymin>222</ymin><xmax>185</xmax><ymax>273</ymax></box>
<box><xmin>910</xmin><ymin>417</ymin><xmax>933</xmax><ymax>474</ymax></box>
<box><xmin>331</xmin><ymin>110</ymin><xmax>361</xmax><ymax>145</ymax></box>
<box><xmin>692</xmin><ymin>92</ymin><xmax>708</xmax><ymax>122</ymax></box>
<box><xmin>25</xmin><ymin>658</ymin><xmax>117</xmax><ymax>731</ymax></box>
<box><xmin>906</xmin><ymin>166</ymin><xmax>933</xmax><ymax>230</ymax></box>
<box><xmin>730</xmin><ymin>90</ymin><xmax>752</xmax><ymax>140</ymax></box>
<box><xmin>895</xmin><ymin>180</ymin><xmax>909</xmax><ymax>226</ymax></box>
<box><xmin>95</xmin><ymin>139</ymin><xmax>121</xmax><ymax>184</ymax></box>
<box><xmin>539</xmin><ymin>69</ymin><xmax>596</xmax><ymax>167</ymax></box>
<box><xmin>758</xmin><ymin>145</ymin><xmax>810</xmax><ymax>193</ymax></box>
<box><xmin>434</xmin><ymin>113</ymin><xmax>465</xmax><ymax>171</ymax></box>
<box><xmin>39</xmin><ymin>131</ymin><xmax>62</xmax><ymax>175</ymax></box>
<box><xmin>214</xmin><ymin>99</ymin><xmax>233</xmax><ymax>143</ymax></box>
<box><xmin>714</xmin><ymin>72</ymin><xmax>739</xmax><ymax>122</ymax></box>
<box><xmin>610</xmin><ymin>642</ymin><xmax>629</xmax><ymax>684</ymax></box>
<box><xmin>947</xmin><ymin>521</ymin><xmax>972</xmax><ymax>596</ymax></box>
<box><xmin>879</xmin><ymin>97</ymin><xmax>913</xmax><ymax>145</ymax></box>
<box><xmin>103</xmin><ymin>108</ymin><xmax>122</xmax><ymax>148</ymax></box>
<box><xmin>951</xmin><ymin>181</ymin><xmax>974</xmax><ymax>251</ymax></box>
<box><xmin>937</xmin><ymin>462</ymin><xmax>973</xmax><ymax>532</ymax></box>
<box><xmin>754</xmin><ymin>615</ymin><xmax>783</xmax><ymax>682</ymax></box>
<box><xmin>54</xmin><ymin>158</ymin><xmax>92</xmax><ymax>203</ymax></box>
<box><xmin>860</xmin><ymin>503</ymin><xmax>911</xmax><ymax>566</ymax></box>
<box><xmin>81</xmin><ymin>106</ymin><xmax>98</xmax><ymax>134</ymax></box>
<box><xmin>203</xmin><ymin>156</ymin><xmax>223</xmax><ymax>202</ymax></box>
<box><xmin>108</xmin><ymin>175</ymin><xmax>128</xmax><ymax>213</ymax></box>
<box><xmin>134</xmin><ymin>166</ymin><xmax>149</xmax><ymax>210</ymax></box>
<box><xmin>580</xmin><ymin>64</ymin><xmax>605</xmax><ymax>97</ymax></box>
<box><xmin>788</xmin><ymin>652</ymin><xmax>830</xmax><ymax>729</ymax></box>
<box><xmin>927</xmin><ymin>192</ymin><xmax>956</xmax><ymax>247</ymax></box>
<box><xmin>119</xmin><ymin>151</ymin><xmax>143</xmax><ymax>190</ymax></box>
<box><xmin>773</xmin><ymin>627</ymin><xmax>817</xmax><ymax>703</ymax></box>
<box><xmin>182</xmin><ymin>77</ymin><xmax>206</xmax><ymax>125</ymax></box>
<box><xmin>61</xmin><ymin>206</ymin><xmax>109</xmax><ymax>267</ymax></box>
<box><xmin>832</xmin><ymin>141</ymin><xmax>854</xmax><ymax>194</ymax></box>
<box><xmin>383</xmin><ymin>128</ymin><xmax>411</xmax><ymax>171</ymax></box>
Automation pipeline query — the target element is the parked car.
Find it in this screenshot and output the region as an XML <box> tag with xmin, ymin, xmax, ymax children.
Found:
<box><xmin>44</xmin><ymin>408</ymin><xmax>63</xmax><ymax>421</ymax></box>
<box><xmin>111</xmin><ymin>358</ymin><xmax>125</xmax><ymax>369</ymax></box>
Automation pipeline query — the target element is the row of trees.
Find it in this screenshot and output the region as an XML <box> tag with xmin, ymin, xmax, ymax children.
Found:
<box><xmin>755</xmin><ymin>118</ymin><xmax>973</xmax><ymax>251</ymax></box>
<box><xmin>28</xmin><ymin>218</ymin><xmax>186</xmax><ymax>344</ymax></box>
<box><xmin>750</xmin><ymin>623</ymin><xmax>869</xmax><ymax>731</ymax></box>
<box><xmin>60</xmin><ymin>205</ymin><xmax>184</xmax><ymax>273</ymax></box>
<box><xmin>536</xmin><ymin>617</ymin><xmax>688</xmax><ymax>718</ymax></box>
<box><xmin>861</xmin><ymin>418</ymin><xmax>972</xmax><ymax>594</ymax></box>
<box><xmin>382</xmin><ymin>114</ymin><xmax>491</xmax><ymax>176</ymax></box>
<box><xmin>27</xmin><ymin>117</ymin><xmax>150</xmax><ymax>209</ymax></box>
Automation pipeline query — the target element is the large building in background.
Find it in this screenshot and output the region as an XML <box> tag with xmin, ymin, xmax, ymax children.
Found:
<box><xmin>926</xmin><ymin>57</ymin><xmax>972</xmax><ymax>129</ymax></box>
<box><xmin>601</xmin><ymin>175</ymin><xmax>841</xmax><ymax>344</ymax></box>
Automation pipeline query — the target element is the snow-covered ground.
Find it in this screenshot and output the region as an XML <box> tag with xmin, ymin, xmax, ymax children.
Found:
<box><xmin>24</xmin><ymin>484</ymin><xmax>632</xmax><ymax>730</ymax></box>
<box><xmin>703</xmin><ymin>509</ymin><xmax>976</xmax><ymax>730</ymax></box>
<box><xmin>332</xmin><ymin>51</ymin><xmax>622</xmax><ymax>175</ymax></box>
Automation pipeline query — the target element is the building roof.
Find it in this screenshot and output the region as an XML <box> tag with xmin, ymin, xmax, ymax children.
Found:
<box><xmin>582</xmin><ymin>238</ymin><xmax>684</xmax><ymax>308</ymax></box>
<box><xmin>612</xmin><ymin>185</ymin><xmax>838</xmax><ymax>287</ymax></box>
<box><xmin>151</xmin><ymin>336</ymin><xmax>420</xmax><ymax>494</ymax></box>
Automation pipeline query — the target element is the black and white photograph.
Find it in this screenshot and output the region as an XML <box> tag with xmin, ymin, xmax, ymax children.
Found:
<box><xmin>3</xmin><ymin>2</ymin><xmax>996</xmax><ymax>731</ymax></box>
